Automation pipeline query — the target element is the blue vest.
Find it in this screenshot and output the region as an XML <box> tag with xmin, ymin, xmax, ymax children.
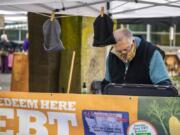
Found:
<box><xmin>108</xmin><ymin>39</ymin><xmax>157</xmax><ymax>84</ymax></box>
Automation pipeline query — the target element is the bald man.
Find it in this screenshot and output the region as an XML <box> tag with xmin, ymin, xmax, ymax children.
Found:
<box><xmin>103</xmin><ymin>28</ymin><xmax>171</xmax><ymax>86</ymax></box>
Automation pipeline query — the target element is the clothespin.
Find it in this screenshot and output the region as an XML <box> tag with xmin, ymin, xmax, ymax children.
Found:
<box><xmin>100</xmin><ymin>7</ymin><xmax>104</xmax><ymax>17</ymax></box>
<box><xmin>50</xmin><ymin>11</ymin><xmax>55</xmax><ymax>21</ymax></box>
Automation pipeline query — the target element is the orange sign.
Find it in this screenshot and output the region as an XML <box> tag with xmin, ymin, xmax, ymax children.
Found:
<box><xmin>0</xmin><ymin>92</ymin><xmax>138</xmax><ymax>135</ymax></box>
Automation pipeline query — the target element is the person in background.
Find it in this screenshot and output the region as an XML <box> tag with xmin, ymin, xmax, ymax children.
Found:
<box><xmin>177</xmin><ymin>49</ymin><xmax>180</xmax><ymax>76</ymax></box>
<box><xmin>23</xmin><ymin>33</ymin><xmax>29</xmax><ymax>52</ymax></box>
<box><xmin>177</xmin><ymin>49</ymin><xmax>180</xmax><ymax>60</ymax></box>
<box><xmin>102</xmin><ymin>28</ymin><xmax>171</xmax><ymax>88</ymax></box>
<box><xmin>0</xmin><ymin>34</ymin><xmax>10</xmax><ymax>73</ymax></box>
<box><xmin>156</xmin><ymin>44</ymin><xmax>165</xmax><ymax>60</ymax></box>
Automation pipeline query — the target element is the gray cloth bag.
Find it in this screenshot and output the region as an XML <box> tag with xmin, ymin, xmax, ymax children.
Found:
<box><xmin>43</xmin><ymin>19</ymin><xmax>64</xmax><ymax>51</ymax></box>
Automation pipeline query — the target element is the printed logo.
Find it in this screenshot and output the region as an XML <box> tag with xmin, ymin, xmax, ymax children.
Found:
<box><xmin>82</xmin><ymin>110</ymin><xmax>129</xmax><ymax>135</ymax></box>
<box><xmin>127</xmin><ymin>120</ymin><xmax>157</xmax><ymax>135</ymax></box>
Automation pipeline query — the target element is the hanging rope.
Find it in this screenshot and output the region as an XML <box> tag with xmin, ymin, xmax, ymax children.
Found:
<box><xmin>8</xmin><ymin>5</ymin><xmax>76</xmax><ymax>19</ymax></box>
<box><xmin>109</xmin><ymin>1</ymin><xmax>129</xmax><ymax>11</ymax></box>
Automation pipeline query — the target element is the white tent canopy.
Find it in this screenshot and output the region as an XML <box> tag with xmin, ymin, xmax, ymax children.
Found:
<box><xmin>0</xmin><ymin>10</ymin><xmax>27</xmax><ymax>23</ymax></box>
<box><xmin>1</xmin><ymin>0</ymin><xmax>180</xmax><ymax>19</ymax></box>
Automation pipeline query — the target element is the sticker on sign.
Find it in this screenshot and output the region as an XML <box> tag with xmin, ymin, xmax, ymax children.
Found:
<box><xmin>127</xmin><ymin>120</ymin><xmax>157</xmax><ymax>135</ymax></box>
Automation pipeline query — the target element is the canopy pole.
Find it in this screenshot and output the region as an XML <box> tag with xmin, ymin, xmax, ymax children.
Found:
<box><xmin>106</xmin><ymin>1</ymin><xmax>111</xmax><ymax>17</ymax></box>
<box><xmin>111</xmin><ymin>0</ymin><xmax>180</xmax><ymax>15</ymax></box>
<box><xmin>57</xmin><ymin>0</ymin><xmax>110</xmax><ymax>12</ymax></box>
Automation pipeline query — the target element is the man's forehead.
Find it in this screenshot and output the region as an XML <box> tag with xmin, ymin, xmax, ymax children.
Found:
<box><xmin>118</xmin><ymin>34</ymin><xmax>127</xmax><ymax>40</ymax></box>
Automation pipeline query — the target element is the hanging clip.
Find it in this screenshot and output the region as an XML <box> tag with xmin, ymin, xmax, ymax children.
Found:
<box><xmin>50</xmin><ymin>11</ymin><xmax>55</xmax><ymax>21</ymax></box>
<box><xmin>100</xmin><ymin>7</ymin><xmax>104</xmax><ymax>17</ymax></box>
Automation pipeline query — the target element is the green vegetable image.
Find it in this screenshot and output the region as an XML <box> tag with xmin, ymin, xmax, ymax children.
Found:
<box><xmin>169</xmin><ymin>115</ymin><xmax>180</xmax><ymax>135</ymax></box>
<box><xmin>138</xmin><ymin>97</ymin><xmax>180</xmax><ymax>135</ymax></box>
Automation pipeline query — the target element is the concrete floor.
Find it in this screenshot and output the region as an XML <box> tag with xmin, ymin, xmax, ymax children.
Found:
<box><xmin>0</xmin><ymin>73</ymin><xmax>11</xmax><ymax>91</ymax></box>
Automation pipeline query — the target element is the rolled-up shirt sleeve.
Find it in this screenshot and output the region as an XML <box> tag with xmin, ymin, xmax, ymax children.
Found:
<box><xmin>149</xmin><ymin>50</ymin><xmax>170</xmax><ymax>84</ymax></box>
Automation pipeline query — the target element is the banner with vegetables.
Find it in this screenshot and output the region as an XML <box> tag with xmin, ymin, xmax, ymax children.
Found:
<box><xmin>138</xmin><ymin>97</ymin><xmax>180</xmax><ymax>135</ymax></box>
<box><xmin>0</xmin><ymin>92</ymin><xmax>138</xmax><ymax>135</ymax></box>
<box><xmin>0</xmin><ymin>92</ymin><xmax>179</xmax><ymax>135</ymax></box>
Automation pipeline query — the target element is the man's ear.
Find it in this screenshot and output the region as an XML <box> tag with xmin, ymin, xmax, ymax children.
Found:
<box><xmin>132</xmin><ymin>39</ymin><xmax>135</xmax><ymax>44</ymax></box>
<box><xmin>131</xmin><ymin>40</ymin><xmax>135</xmax><ymax>46</ymax></box>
